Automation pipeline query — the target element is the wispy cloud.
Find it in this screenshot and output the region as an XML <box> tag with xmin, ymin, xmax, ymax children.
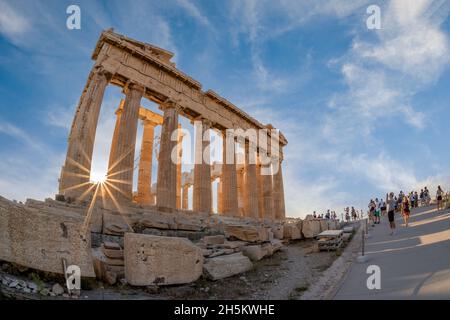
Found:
<box><xmin>0</xmin><ymin>0</ymin><xmax>30</xmax><ymax>40</ymax></box>
<box><xmin>175</xmin><ymin>0</ymin><xmax>211</xmax><ymax>28</ymax></box>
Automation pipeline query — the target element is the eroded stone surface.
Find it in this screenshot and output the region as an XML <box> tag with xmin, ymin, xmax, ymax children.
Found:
<box><xmin>124</xmin><ymin>233</ymin><xmax>203</xmax><ymax>286</ymax></box>
<box><xmin>203</xmin><ymin>252</ymin><xmax>253</xmax><ymax>280</ymax></box>
<box><xmin>0</xmin><ymin>197</ymin><xmax>95</xmax><ymax>277</ymax></box>
<box><xmin>224</xmin><ymin>225</ymin><xmax>269</xmax><ymax>243</ymax></box>
<box><xmin>283</xmin><ymin>224</ymin><xmax>302</xmax><ymax>240</ymax></box>
<box><xmin>302</xmin><ymin>220</ymin><xmax>322</xmax><ymax>239</ymax></box>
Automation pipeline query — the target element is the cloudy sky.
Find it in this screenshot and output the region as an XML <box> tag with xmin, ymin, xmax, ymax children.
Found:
<box><xmin>1</xmin><ymin>0</ymin><xmax>450</xmax><ymax>217</ymax></box>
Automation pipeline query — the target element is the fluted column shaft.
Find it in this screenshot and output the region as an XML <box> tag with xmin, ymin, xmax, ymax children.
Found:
<box><xmin>221</xmin><ymin>131</ymin><xmax>239</xmax><ymax>217</ymax></box>
<box><xmin>136</xmin><ymin>120</ymin><xmax>155</xmax><ymax>205</ymax></box>
<box><xmin>193</xmin><ymin>119</ymin><xmax>212</xmax><ymax>214</ymax></box>
<box><xmin>272</xmin><ymin>157</ymin><xmax>286</xmax><ymax>220</ymax></box>
<box><xmin>256</xmin><ymin>161</ymin><xmax>264</xmax><ymax>219</ymax></box>
<box><xmin>244</xmin><ymin>141</ymin><xmax>259</xmax><ymax>219</ymax></box>
<box><xmin>261</xmin><ymin>162</ymin><xmax>274</xmax><ymax>220</ymax></box>
<box><xmin>176</xmin><ymin>126</ymin><xmax>184</xmax><ymax>209</ymax></box>
<box><xmin>156</xmin><ymin>102</ymin><xmax>179</xmax><ymax>209</ymax></box>
<box><xmin>59</xmin><ymin>68</ymin><xmax>110</xmax><ymax>199</ymax></box>
<box><xmin>182</xmin><ymin>185</ymin><xmax>189</xmax><ymax>210</ymax></box>
<box><xmin>236</xmin><ymin>168</ymin><xmax>245</xmax><ymax>216</ymax></box>
<box><xmin>108</xmin><ymin>84</ymin><xmax>144</xmax><ymax>202</ymax></box>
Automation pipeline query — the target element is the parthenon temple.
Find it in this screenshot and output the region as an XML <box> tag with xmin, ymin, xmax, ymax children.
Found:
<box><xmin>0</xmin><ymin>30</ymin><xmax>346</xmax><ymax>292</ymax></box>
<box><xmin>58</xmin><ymin>29</ymin><xmax>287</xmax><ymax>221</ymax></box>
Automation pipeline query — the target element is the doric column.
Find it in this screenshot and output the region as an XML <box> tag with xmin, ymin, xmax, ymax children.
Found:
<box><xmin>261</xmin><ymin>161</ymin><xmax>274</xmax><ymax>220</ymax></box>
<box><xmin>256</xmin><ymin>159</ymin><xmax>264</xmax><ymax>219</ymax></box>
<box><xmin>108</xmin><ymin>109</ymin><xmax>122</xmax><ymax>171</ymax></box>
<box><xmin>182</xmin><ymin>185</ymin><xmax>189</xmax><ymax>210</ymax></box>
<box><xmin>193</xmin><ymin>118</ymin><xmax>212</xmax><ymax>214</ymax></box>
<box><xmin>236</xmin><ymin>167</ymin><xmax>245</xmax><ymax>216</ymax></box>
<box><xmin>108</xmin><ymin>83</ymin><xmax>144</xmax><ymax>202</ymax></box>
<box><xmin>156</xmin><ymin>101</ymin><xmax>179</xmax><ymax>209</ymax></box>
<box><xmin>272</xmin><ymin>156</ymin><xmax>286</xmax><ymax>220</ymax></box>
<box><xmin>221</xmin><ymin>130</ymin><xmax>239</xmax><ymax>217</ymax></box>
<box><xmin>217</xmin><ymin>177</ymin><xmax>223</xmax><ymax>214</ymax></box>
<box><xmin>176</xmin><ymin>125</ymin><xmax>184</xmax><ymax>209</ymax></box>
<box><xmin>244</xmin><ymin>141</ymin><xmax>259</xmax><ymax>219</ymax></box>
<box><xmin>136</xmin><ymin>120</ymin><xmax>156</xmax><ymax>205</ymax></box>
<box><xmin>59</xmin><ymin>67</ymin><xmax>110</xmax><ymax>199</ymax></box>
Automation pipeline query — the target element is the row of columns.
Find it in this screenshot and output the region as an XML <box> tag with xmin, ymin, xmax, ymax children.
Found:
<box><xmin>59</xmin><ymin>68</ymin><xmax>285</xmax><ymax>220</ymax></box>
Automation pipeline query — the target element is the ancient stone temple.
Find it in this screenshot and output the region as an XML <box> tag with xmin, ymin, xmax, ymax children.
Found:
<box><xmin>58</xmin><ymin>29</ymin><xmax>287</xmax><ymax>221</ymax></box>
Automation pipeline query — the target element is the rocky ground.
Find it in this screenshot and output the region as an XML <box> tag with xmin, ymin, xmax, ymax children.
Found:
<box><xmin>0</xmin><ymin>237</ymin><xmax>351</xmax><ymax>300</ymax></box>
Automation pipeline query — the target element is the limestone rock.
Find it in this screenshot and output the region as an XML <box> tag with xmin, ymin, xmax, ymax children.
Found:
<box><xmin>283</xmin><ymin>224</ymin><xmax>302</xmax><ymax>240</ymax></box>
<box><xmin>242</xmin><ymin>245</ymin><xmax>266</xmax><ymax>261</ymax></box>
<box><xmin>302</xmin><ymin>220</ymin><xmax>321</xmax><ymax>238</ymax></box>
<box><xmin>202</xmin><ymin>235</ymin><xmax>225</xmax><ymax>245</ymax></box>
<box><xmin>0</xmin><ymin>196</ymin><xmax>95</xmax><ymax>277</ymax></box>
<box><xmin>52</xmin><ymin>283</ymin><xmax>65</xmax><ymax>295</ymax></box>
<box><xmin>319</xmin><ymin>220</ymin><xmax>329</xmax><ymax>232</ymax></box>
<box><xmin>124</xmin><ymin>233</ymin><xmax>203</xmax><ymax>286</ymax></box>
<box><xmin>224</xmin><ymin>225</ymin><xmax>268</xmax><ymax>243</ymax></box>
<box><xmin>203</xmin><ymin>252</ymin><xmax>253</xmax><ymax>280</ymax></box>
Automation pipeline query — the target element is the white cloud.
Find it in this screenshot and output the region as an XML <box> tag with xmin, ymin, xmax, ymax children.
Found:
<box><xmin>0</xmin><ymin>0</ymin><xmax>29</xmax><ymax>40</ymax></box>
<box><xmin>175</xmin><ymin>0</ymin><xmax>211</xmax><ymax>28</ymax></box>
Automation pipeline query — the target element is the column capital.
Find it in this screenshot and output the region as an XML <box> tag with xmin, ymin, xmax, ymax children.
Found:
<box><xmin>160</xmin><ymin>99</ymin><xmax>182</xmax><ymax>112</ymax></box>
<box><xmin>94</xmin><ymin>66</ymin><xmax>113</xmax><ymax>81</ymax></box>
<box><xmin>124</xmin><ymin>82</ymin><xmax>145</xmax><ymax>94</ymax></box>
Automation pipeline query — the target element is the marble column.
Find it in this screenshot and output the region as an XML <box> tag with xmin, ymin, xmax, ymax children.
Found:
<box><xmin>261</xmin><ymin>162</ymin><xmax>274</xmax><ymax>220</ymax></box>
<box><xmin>217</xmin><ymin>177</ymin><xmax>223</xmax><ymax>214</ymax></box>
<box><xmin>108</xmin><ymin>109</ymin><xmax>122</xmax><ymax>172</ymax></box>
<box><xmin>256</xmin><ymin>159</ymin><xmax>264</xmax><ymax>219</ymax></box>
<box><xmin>59</xmin><ymin>68</ymin><xmax>110</xmax><ymax>199</ymax></box>
<box><xmin>136</xmin><ymin>120</ymin><xmax>156</xmax><ymax>205</ymax></box>
<box><xmin>244</xmin><ymin>141</ymin><xmax>259</xmax><ymax>219</ymax></box>
<box><xmin>193</xmin><ymin>119</ymin><xmax>212</xmax><ymax>214</ymax></box>
<box><xmin>221</xmin><ymin>130</ymin><xmax>239</xmax><ymax>217</ymax></box>
<box><xmin>108</xmin><ymin>83</ymin><xmax>144</xmax><ymax>202</ymax></box>
<box><xmin>156</xmin><ymin>101</ymin><xmax>179</xmax><ymax>209</ymax></box>
<box><xmin>176</xmin><ymin>125</ymin><xmax>184</xmax><ymax>209</ymax></box>
<box><xmin>272</xmin><ymin>157</ymin><xmax>286</xmax><ymax>220</ymax></box>
<box><xmin>236</xmin><ymin>167</ymin><xmax>245</xmax><ymax>217</ymax></box>
<box><xmin>182</xmin><ymin>185</ymin><xmax>189</xmax><ymax>210</ymax></box>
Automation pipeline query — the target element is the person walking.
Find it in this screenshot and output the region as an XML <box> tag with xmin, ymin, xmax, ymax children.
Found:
<box><xmin>436</xmin><ymin>185</ymin><xmax>444</xmax><ymax>211</ymax></box>
<box><xmin>368</xmin><ymin>200</ymin><xmax>376</xmax><ymax>226</ymax></box>
<box><xmin>387</xmin><ymin>192</ymin><xmax>397</xmax><ymax>235</ymax></box>
<box><xmin>402</xmin><ymin>195</ymin><xmax>411</xmax><ymax>227</ymax></box>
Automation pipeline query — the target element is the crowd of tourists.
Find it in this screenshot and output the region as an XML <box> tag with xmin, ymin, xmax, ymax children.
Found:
<box><xmin>367</xmin><ymin>185</ymin><xmax>447</xmax><ymax>235</ymax></box>
<box><xmin>311</xmin><ymin>207</ymin><xmax>364</xmax><ymax>222</ymax></box>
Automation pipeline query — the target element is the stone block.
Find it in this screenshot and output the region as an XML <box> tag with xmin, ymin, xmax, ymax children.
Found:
<box><xmin>319</xmin><ymin>220</ymin><xmax>329</xmax><ymax>232</ymax></box>
<box><xmin>224</xmin><ymin>225</ymin><xmax>268</xmax><ymax>243</ymax></box>
<box><xmin>302</xmin><ymin>220</ymin><xmax>321</xmax><ymax>239</ymax></box>
<box><xmin>203</xmin><ymin>252</ymin><xmax>253</xmax><ymax>280</ymax></box>
<box><xmin>271</xmin><ymin>226</ymin><xmax>284</xmax><ymax>239</ymax></box>
<box><xmin>283</xmin><ymin>224</ymin><xmax>302</xmax><ymax>240</ymax></box>
<box><xmin>0</xmin><ymin>196</ymin><xmax>95</xmax><ymax>277</ymax></box>
<box><xmin>124</xmin><ymin>233</ymin><xmax>203</xmax><ymax>286</ymax></box>
<box><xmin>202</xmin><ymin>235</ymin><xmax>225</xmax><ymax>245</ymax></box>
<box><xmin>242</xmin><ymin>245</ymin><xmax>266</xmax><ymax>261</ymax></box>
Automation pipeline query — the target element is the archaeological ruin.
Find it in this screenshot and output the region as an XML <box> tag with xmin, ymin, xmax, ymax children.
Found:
<box><xmin>0</xmin><ymin>30</ymin><xmax>342</xmax><ymax>295</ymax></box>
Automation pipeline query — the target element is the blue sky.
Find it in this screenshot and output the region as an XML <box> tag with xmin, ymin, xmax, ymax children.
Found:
<box><xmin>1</xmin><ymin>0</ymin><xmax>450</xmax><ymax>218</ymax></box>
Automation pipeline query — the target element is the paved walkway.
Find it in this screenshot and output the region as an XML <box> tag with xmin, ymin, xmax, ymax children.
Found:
<box><xmin>334</xmin><ymin>205</ymin><xmax>450</xmax><ymax>299</ymax></box>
